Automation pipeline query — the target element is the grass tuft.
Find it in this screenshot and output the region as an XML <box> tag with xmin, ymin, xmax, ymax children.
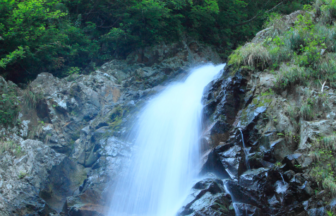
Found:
<box><xmin>323</xmin><ymin>176</ymin><xmax>336</xmax><ymax>195</ymax></box>
<box><xmin>228</xmin><ymin>43</ymin><xmax>270</xmax><ymax>69</ymax></box>
<box><xmin>22</xmin><ymin>85</ymin><xmax>44</xmax><ymax>109</ymax></box>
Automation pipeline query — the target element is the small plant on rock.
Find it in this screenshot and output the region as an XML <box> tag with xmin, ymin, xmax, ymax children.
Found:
<box><xmin>310</xmin><ymin>135</ymin><xmax>336</xmax><ymax>195</ymax></box>
<box><xmin>0</xmin><ymin>78</ymin><xmax>20</xmax><ymax>125</ymax></box>
<box><xmin>22</xmin><ymin>85</ymin><xmax>44</xmax><ymax>109</ymax></box>
<box><xmin>18</xmin><ymin>171</ymin><xmax>27</xmax><ymax>179</ymax></box>
<box><xmin>228</xmin><ymin>43</ymin><xmax>270</xmax><ymax>69</ymax></box>
<box><xmin>0</xmin><ymin>139</ymin><xmax>24</xmax><ymax>157</ymax></box>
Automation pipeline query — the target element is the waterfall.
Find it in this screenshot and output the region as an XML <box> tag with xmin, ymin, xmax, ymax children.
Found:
<box><xmin>108</xmin><ymin>64</ymin><xmax>225</xmax><ymax>216</ymax></box>
<box><xmin>280</xmin><ymin>173</ymin><xmax>286</xmax><ymax>185</ymax></box>
<box><xmin>239</xmin><ymin>128</ymin><xmax>250</xmax><ymax>170</ymax></box>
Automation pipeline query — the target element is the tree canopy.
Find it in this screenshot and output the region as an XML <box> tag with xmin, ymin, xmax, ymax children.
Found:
<box><xmin>0</xmin><ymin>0</ymin><xmax>312</xmax><ymax>82</ymax></box>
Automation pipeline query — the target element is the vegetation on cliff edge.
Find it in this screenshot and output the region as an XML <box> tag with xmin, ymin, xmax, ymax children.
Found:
<box><xmin>0</xmin><ymin>0</ymin><xmax>311</xmax><ymax>83</ymax></box>
<box><xmin>229</xmin><ymin>0</ymin><xmax>336</xmax><ymax>197</ymax></box>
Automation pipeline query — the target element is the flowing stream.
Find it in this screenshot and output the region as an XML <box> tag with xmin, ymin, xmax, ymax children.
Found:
<box><xmin>108</xmin><ymin>64</ymin><xmax>225</xmax><ymax>216</ymax></box>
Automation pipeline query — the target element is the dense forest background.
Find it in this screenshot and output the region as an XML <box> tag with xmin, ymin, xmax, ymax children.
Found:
<box><xmin>0</xmin><ymin>0</ymin><xmax>311</xmax><ymax>83</ymax></box>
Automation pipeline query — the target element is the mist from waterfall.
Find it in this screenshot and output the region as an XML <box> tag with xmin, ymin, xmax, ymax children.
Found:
<box><xmin>108</xmin><ymin>64</ymin><xmax>225</xmax><ymax>216</ymax></box>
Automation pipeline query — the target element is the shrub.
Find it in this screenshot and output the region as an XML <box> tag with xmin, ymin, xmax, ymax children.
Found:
<box><xmin>317</xmin><ymin>53</ymin><xmax>336</xmax><ymax>87</ymax></box>
<box><xmin>268</xmin><ymin>43</ymin><xmax>292</xmax><ymax>66</ymax></box>
<box><xmin>314</xmin><ymin>24</ymin><xmax>336</xmax><ymax>52</ymax></box>
<box><xmin>321</xmin><ymin>135</ymin><xmax>336</xmax><ymax>150</ymax></box>
<box><xmin>275</xmin><ymin>64</ymin><xmax>306</xmax><ymax>88</ymax></box>
<box><xmin>264</xmin><ymin>13</ymin><xmax>288</xmax><ymax>37</ymax></box>
<box><xmin>300</xmin><ymin>102</ymin><xmax>314</xmax><ymax>120</ymax></box>
<box><xmin>323</xmin><ymin>176</ymin><xmax>336</xmax><ymax>195</ymax></box>
<box><xmin>0</xmin><ymin>140</ymin><xmax>23</xmax><ymax>157</ymax></box>
<box><xmin>310</xmin><ymin>135</ymin><xmax>336</xmax><ymax>195</ymax></box>
<box><xmin>287</xmin><ymin>29</ymin><xmax>305</xmax><ymax>51</ymax></box>
<box><xmin>228</xmin><ymin>43</ymin><xmax>270</xmax><ymax>69</ymax></box>
<box><xmin>22</xmin><ymin>86</ymin><xmax>44</xmax><ymax>109</ymax></box>
<box><xmin>0</xmin><ymin>78</ymin><xmax>20</xmax><ymax>125</ymax></box>
<box><xmin>320</xmin><ymin>0</ymin><xmax>336</xmax><ymax>24</ymax></box>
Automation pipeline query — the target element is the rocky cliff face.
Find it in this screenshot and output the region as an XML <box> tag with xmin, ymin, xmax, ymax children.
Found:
<box><xmin>1</xmin><ymin>26</ymin><xmax>335</xmax><ymax>216</ymax></box>
<box><xmin>175</xmin><ymin>10</ymin><xmax>336</xmax><ymax>216</ymax></box>
<box><xmin>178</xmin><ymin>66</ymin><xmax>336</xmax><ymax>215</ymax></box>
<box><xmin>0</xmin><ymin>42</ymin><xmax>221</xmax><ymax>216</ymax></box>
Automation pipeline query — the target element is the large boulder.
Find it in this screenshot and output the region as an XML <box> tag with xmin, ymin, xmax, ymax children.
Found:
<box><xmin>0</xmin><ymin>139</ymin><xmax>64</xmax><ymax>215</ymax></box>
<box><xmin>178</xmin><ymin>177</ymin><xmax>234</xmax><ymax>216</ymax></box>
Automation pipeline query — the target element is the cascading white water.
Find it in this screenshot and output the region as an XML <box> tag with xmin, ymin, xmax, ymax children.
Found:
<box><xmin>108</xmin><ymin>64</ymin><xmax>225</xmax><ymax>216</ymax></box>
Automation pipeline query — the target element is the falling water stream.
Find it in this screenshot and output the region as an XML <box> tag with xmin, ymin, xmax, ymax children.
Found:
<box><xmin>108</xmin><ymin>64</ymin><xmax>225</xmax><ymax>216</ymax></box>
<box><xmin>239</xmin><ymin>128</ymin><xmax>250</xmax><ymax>170</ymax></box>
<box><xmin>280</xmin><ymin>173</ymin><xmax>286</xmax><ymax>185</ymax></box>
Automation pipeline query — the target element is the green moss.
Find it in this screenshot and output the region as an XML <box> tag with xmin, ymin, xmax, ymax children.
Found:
<box><xmin>108</xmin><ymin>106</ymin><xmax>125</xmax><ymax>131</ymax></box>
<box><xmin>18</xmin><ymin>171</ymin><xmax>27</xmax><ymax>179</ymax></box>
<box><xmin>261</xmin><ymin>89</ymin><xmax>275</xmax><ymax>97</ymax></box>
<box><xmin>252</xmin><ymin>96</ymin><xmax>272</xmax><ymax>108</ymax></box>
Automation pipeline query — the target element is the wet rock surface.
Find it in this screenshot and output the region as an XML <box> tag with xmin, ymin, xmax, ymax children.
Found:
<box><xmin>196</xmin><ymin>63</ymin><xmax>336</xmax><ymax>216</ymax></box>
<box><xmin>178</xmin><ymin>177</ymin><xmax>235</xmax><ymax>216</ymax></box>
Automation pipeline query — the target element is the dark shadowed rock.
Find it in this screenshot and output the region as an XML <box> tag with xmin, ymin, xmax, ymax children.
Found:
<box><xmin>178</xmin><ymin>177</ymin><xmax>234</xmax><ymax>216</ymax></box>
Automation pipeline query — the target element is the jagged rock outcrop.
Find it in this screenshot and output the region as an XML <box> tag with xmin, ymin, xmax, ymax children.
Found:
<box><xmin>178</xmin><ymin>176</ymin><xmax>235</xmax><ymax>216</ymax></box>
<box><xmin>0</xmin><ymin>140</ymin><xmax>64</xmax><ymax>216</ymax></box>
<box><xmin>0</xmin><ymin>42</ymin><xmax>220</xmax><ymax>215</ymax></box>
<box><xmin>191</xmin><ymin>61</ymin><xmax>336</xmax><ymax>215</ymax></box>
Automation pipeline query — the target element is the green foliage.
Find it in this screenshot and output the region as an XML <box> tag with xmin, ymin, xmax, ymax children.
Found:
<box><xmin>228</xmin><ymin>43</ymin><xmax>270</xmax><ymax>69</ymax></box>
<box><xmin>327</xmin><ymin>210</ymin><xmax>336</xmax><ymax>216</ymax></box>
<box><xmin>229</xmin><ymin>0</ymin><xmax>336</xmax><ymax>91</ymax></box>
<box><xmin>310</xmin><ymin>135</ymin><xmax>336</xmax><ymax>195</ymax></box>
<box><xmin>23</xmin><ymin>85</ymin><xmax>43</xmax><ymax>109</ymax></box>
<box><xmin>0</xmin><ymin>139</ymin><xmax>23</xmax><ymax>157</ymax></box>
<box><xmin>18</xmin><ymin>171</ymin><xmax>27</xmax><ymax>179</ymax></box>
<box><xmin>261</xmin><ymin>88</ymin><xmax>275</xmax><ymax>96</ymax></box>
<box><xmin>0</xmin><ymin>46</ymin><xmax>25</xmax><ymax>69</ymax></box>
<box><xmin>319</xmin><ymin>0</ymin><xmax>336</xmax><ymax>24</ymax></box>
<box><xmin>300</xmin><ymin>101</ymin><xmax>314</xmax><ymax>120</ymax></box>
<box><xmin>0</xmin><ymin>0</ymin><xmax>310</xmax><ymax>83</ymax></box>
<box><xmin>0</xmin><ymin>79</ymin><xmax>20</xmax><ymax>125</ymax></box>
<box><xmin>275</xmin><ymin>64</ymin><xmax>306</xmax><ymax>88</ymax></box>
<box><xmin>274</xmin><ymin>161</ymin><xmax>283</xmax><ymax>167</ymax></box>
<box><xmin>264</xmin><ymin>13</ymin><xmax>288</xmax><ymax>37</ymax></box>
<box><xmin>0</xmin><ymin>0</ymin><xmax>98</xmax><ymax>81</ymax></box>
<box><xmin>226</xmin><ymin>0</ymin><xmax>336</xmax><ymax>197</ymax></box>
<box><xmin>65</xmin><ymin>67</ymin><xmax>81</xmax><ymax>76</ymax></box>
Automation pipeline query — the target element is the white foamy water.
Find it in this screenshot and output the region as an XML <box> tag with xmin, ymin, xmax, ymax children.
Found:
<box><xmin>108</xmin><ymin>64</ymin><xmax>225</xmax><ymax>216</ymax></box>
